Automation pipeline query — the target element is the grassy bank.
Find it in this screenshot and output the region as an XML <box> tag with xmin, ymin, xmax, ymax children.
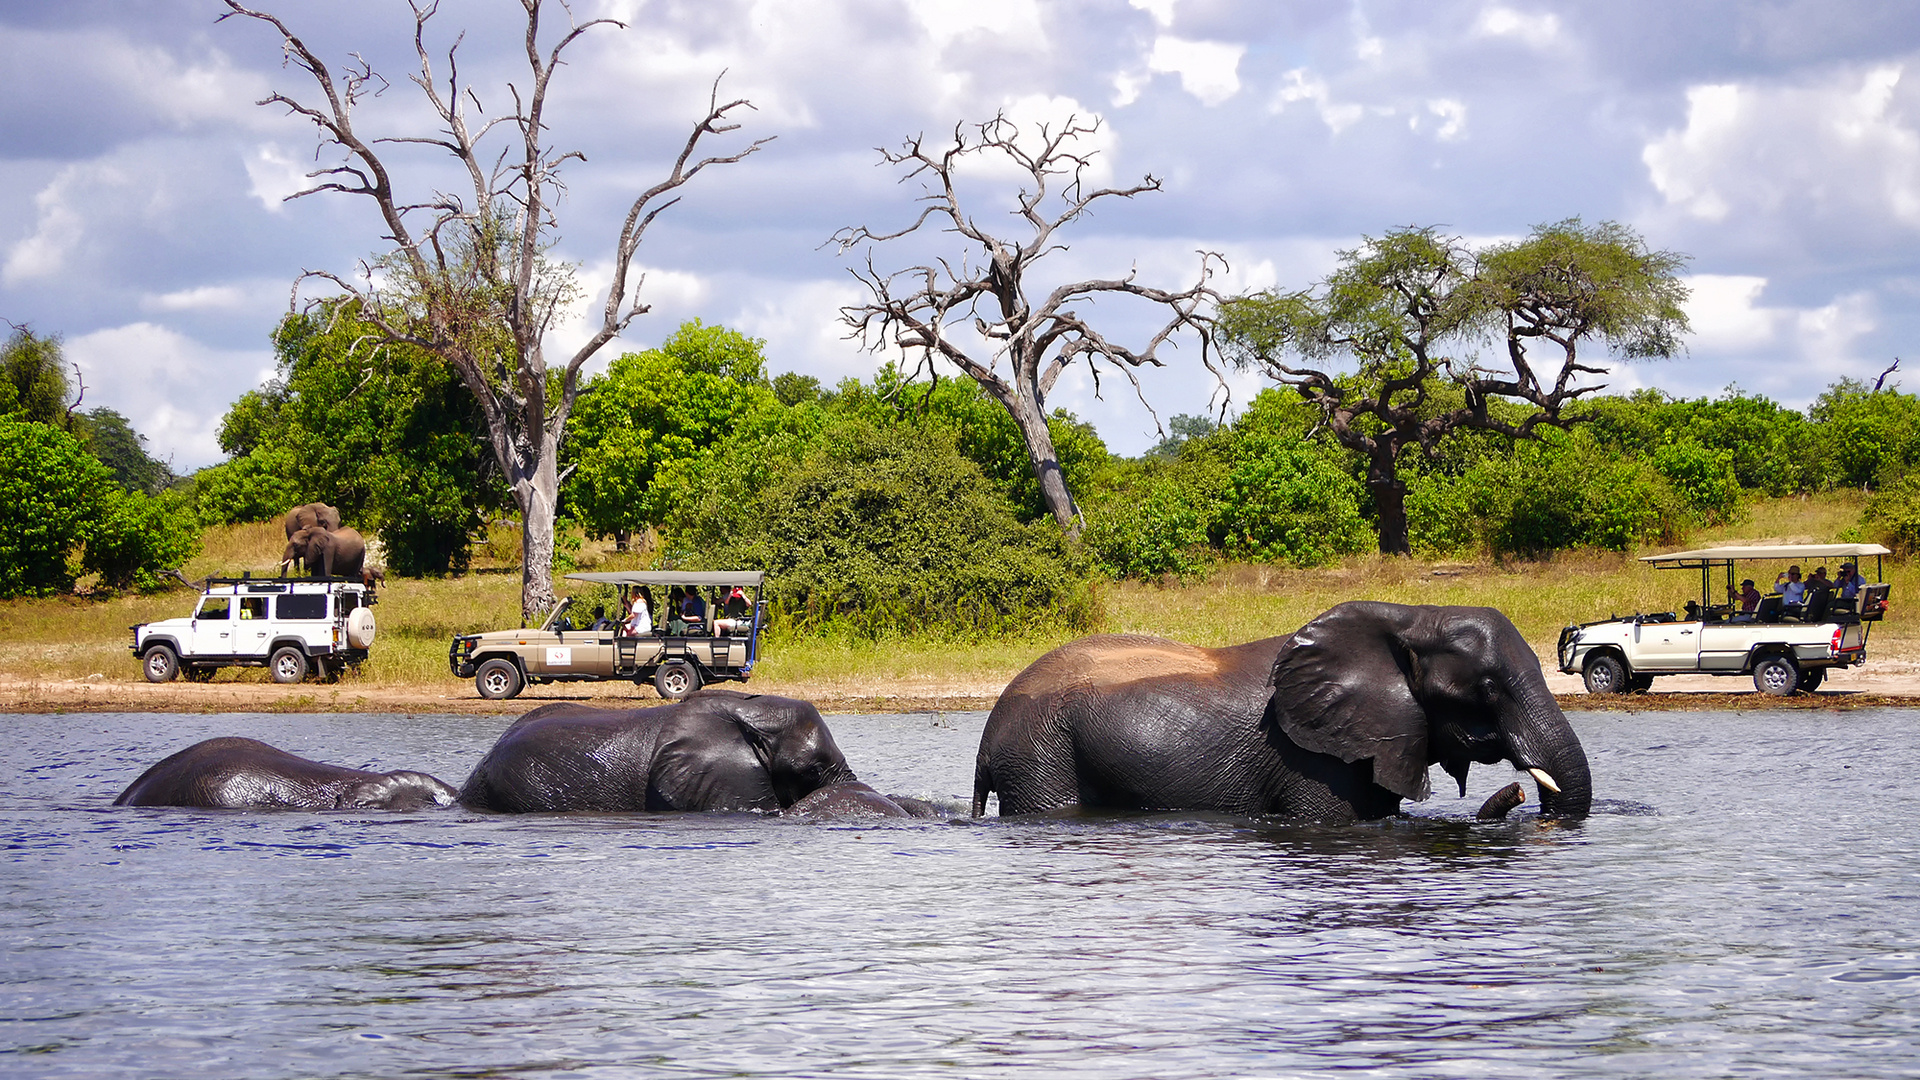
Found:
<box><xmin>3</xmin><ymin>493</ymin><xmax>1910</xmax><ymax>694</ymax></box>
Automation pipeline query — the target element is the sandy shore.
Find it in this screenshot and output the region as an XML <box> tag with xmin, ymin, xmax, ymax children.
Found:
<box><xmin>8</xmin><ymin>661</ymin><xmax>1920</xmax><ymax>715</ymax></box>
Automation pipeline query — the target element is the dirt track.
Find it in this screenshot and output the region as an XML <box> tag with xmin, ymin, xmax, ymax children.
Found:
<box><xmin>8</xmin><ymin>661</ymin><xmax>1920</xmax><ymax>715</ymax></box>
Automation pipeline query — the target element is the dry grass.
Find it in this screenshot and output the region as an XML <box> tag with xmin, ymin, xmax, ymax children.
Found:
<box><xmin>4</xmin><ymin>493</ymin><xmax>1908</xmax><ymax>691</ymax></box>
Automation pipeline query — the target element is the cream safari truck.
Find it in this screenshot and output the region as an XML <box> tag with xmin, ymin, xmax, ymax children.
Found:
<box><xmin>449</xmin><ymin>570</ymin><xmax>766</xmax><ymax>701</ymax></box>
<box><xmin>1557</xmin><ymin>543</ymin><xmax>1891</xmax><ymax>696</ymax></box>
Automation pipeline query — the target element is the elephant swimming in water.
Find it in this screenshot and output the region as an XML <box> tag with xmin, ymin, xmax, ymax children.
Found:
<box><xmin>459</xmin><ymin>689</ymin><xmax>859</xmax><ymax>814</ymax></box>
<box><xmin>973</xmin><ymin>602</ymin><xmax>1592</xmax><ymax>822</ymax></box>
<box><xmin>114</xmin><ymin>736</ymin><xmax>458</xmax><ymax>810</ymax></box>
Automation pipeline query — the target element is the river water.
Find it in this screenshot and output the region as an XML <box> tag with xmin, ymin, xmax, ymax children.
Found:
<box><xmin>3</xmin><ymin>707</ymin><xmax>1918</xmax><ymax>1078</ymax></box>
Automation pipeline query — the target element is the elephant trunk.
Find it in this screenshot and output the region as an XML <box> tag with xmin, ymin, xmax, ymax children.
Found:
<box><xmin>1499</xmin><ymin>682</ymin><xmax>1592</xmax><ymax>819</ymax></box>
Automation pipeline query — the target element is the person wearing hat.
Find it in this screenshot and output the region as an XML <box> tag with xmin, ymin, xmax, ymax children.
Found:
<box><xmin>1776</xmin><ymin>565</ymin><xmax>1807</xmax><ymax>611</ymax></box>
<box><xmin>1837</xmin><ymin>562</ymin><xmax>1862</xmax><ymax>601</ymax></box>
<box><xmin>1730</xmin><ymin>578</ymin><xmax>1763</xmax><ymax>620</ymax></box>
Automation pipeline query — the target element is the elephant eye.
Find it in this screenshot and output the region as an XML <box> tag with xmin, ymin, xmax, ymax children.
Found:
<box><xmin>1478</xmin><ymin>676</ymin><xmax>1501</xmax><ymax>704</ymax></box>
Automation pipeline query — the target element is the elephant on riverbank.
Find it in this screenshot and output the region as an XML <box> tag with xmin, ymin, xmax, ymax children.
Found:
<box><xmin>114</xmin><ymin>736</ymin><xmax>459</xmax><ymax>810</ymax></box>
<box><xmin>460</xmin><ymin>690</ymin><xmax>858</xmax><ymax>813</ymax></box>
<box><xmin>282</xmin><ymin>525</ymin><xmax>366</xmax><ymax>580</ymax></box>
<box><xmin>283</xmin><ymin>502</ymin><xmax>341</xmax><ymax>539</ymax></box>
<box><xmin>973</xmin><ymin>602</ymin><xmax>1592</xmax><ymax>822</ymax></box>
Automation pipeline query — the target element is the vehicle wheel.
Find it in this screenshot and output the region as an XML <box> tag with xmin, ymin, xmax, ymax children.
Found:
<box><xmin>1582</xmin><ymin>653</ymin><xmax>1629</xmax><ymax>695</ymax></box>
<box><xmin>475</xmin><ymin>658</ymin><xmax>523</xmax><ymax>700</ymax></box>
<box><xmin>269</xmin><ymin>646</ymin><xmax>309</xmax><ymax>684</ymax></box>
<box><xmin>184</xmin><ymin>665</ymin><xmax>215</xmax><ymax>683</ymax></box>
<box><xmin>1795</xmin><ymin>666</ymin><xmax>1826</xmax><ymax>693</ymax></box>
<box><xmin>654</xmin><ymin>660</ymin><xmax>702</xmax><ymax>700</ymax></box>
<box><xmin>1628</xmin><ymin>674</ymin><xmax>1656</xmax><ymax>693</ymax></box>
<box><xmin>1752</xmin><ymin>654</ymin><xmax>1798</xmax><ymax>696</ymax></box>
<box><xmin>142</xmin><ymin>646</ymin><xmax>179</xmax><ymax>684</ymax></box>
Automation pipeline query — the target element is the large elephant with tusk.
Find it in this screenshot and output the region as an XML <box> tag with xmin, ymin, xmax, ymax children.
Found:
<box><xmin>973</xmin><ymin>602</ymin><xmax>1591</xmax><ymax>822</ymax></box>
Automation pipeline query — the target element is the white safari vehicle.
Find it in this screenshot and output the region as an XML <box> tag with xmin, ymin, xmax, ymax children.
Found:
<box><xmin>448</xmin><ymin>570</ymin><xmax>767</xmax><ymax>701</ymax></box>
<box><xmin>132</xmin><ymin>576</ymin><xmax>378</xmax><ymax>684</ymax></box>
<box><xmin>1557</xmin><ymin>543</ymin><xmax>1892</xmax><ymax>696</ymax></box>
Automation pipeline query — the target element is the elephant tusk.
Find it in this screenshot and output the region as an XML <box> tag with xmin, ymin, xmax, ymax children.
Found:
<box><xmin>1527</xmin><ymin>767</ymin><xmax>1561</xmax><ymax>794</ymax></box>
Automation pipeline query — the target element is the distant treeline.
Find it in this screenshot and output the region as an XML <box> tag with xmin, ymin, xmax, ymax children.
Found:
<box><xmin>12</xmin><ymin>306</ymin><xmax>1920</xmax><ymax>631</ymax></box>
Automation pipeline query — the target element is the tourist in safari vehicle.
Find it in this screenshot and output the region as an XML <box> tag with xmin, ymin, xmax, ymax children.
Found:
<box><xmin>1557</xmin><ymin>543</ymin><xmax>1892</xmax><ymax>696</ymax></box>
<box><xmin>449</xmin><ymin>571</ymin><xmax>767</xmax><ymax>702</ymax></box>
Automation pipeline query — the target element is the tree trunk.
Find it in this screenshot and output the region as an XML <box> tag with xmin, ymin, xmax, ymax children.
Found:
<box><xmin>1006</xmin><ymin>393</ymin><xmax>1081</xmax><ymax>540</ymax></box>
<box><xmin>514</xmin><ymin>448</ymin><xmax>562</xmax><ymax>626</ymax></box>
<box><xmin>1369</xmin><ymin>468</ymin><xmax>1412</xmax><ymax>557</ymax></box>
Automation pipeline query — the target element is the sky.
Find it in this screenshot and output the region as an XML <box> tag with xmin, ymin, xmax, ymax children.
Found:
<box><xmin>4</xmin><ymin>0</ymin><xmax>1920</xmax><ymax>471</ymax></box>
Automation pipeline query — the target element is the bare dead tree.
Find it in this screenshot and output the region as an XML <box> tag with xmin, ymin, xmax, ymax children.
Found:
<box><xmin>219</xmin><ymin>0</ymin><xmax>768</xmax><ymax>621</ymax></box>
<box><xmin>833</xmin><ymin>114</ymin><xmax>1222</xmax><ymax>540</ymax></box>
<box><xmin>1874</xmin><ymin>358</ymin><xmax>1901</xmax><ymax>393</ymax></box>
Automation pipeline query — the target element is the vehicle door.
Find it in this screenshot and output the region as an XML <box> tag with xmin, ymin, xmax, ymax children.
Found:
<box><xmin>189</xmin><ymin>595</ymin><xmax>236</xmax><ymax>656</ymax></box>
<box><xmin>232</xmin><ymin>595</ymin><xmax>274</xmax><ymax>659</ymax></box>
<box><xmin>1630</xmin><ymin>618</ymin><xmax>1703</xmax><ymax>670</ymax></box>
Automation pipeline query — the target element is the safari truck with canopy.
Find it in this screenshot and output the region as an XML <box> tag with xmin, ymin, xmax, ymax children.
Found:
<box><xmin>1557</xmin><ymin>543</ymin><xmax>1892</xmax><ymax>696</ymax></box>
<box><xmin>448</xmin><ymin>570</ymin><xmax>767</xmax><ymax>701</ymax></box>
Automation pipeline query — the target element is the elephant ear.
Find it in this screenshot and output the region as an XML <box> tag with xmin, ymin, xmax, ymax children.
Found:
<box><xmin>1268</xmin><ymin>601</ymin><xmax>1436</xmax><ymax>802</ymax></box>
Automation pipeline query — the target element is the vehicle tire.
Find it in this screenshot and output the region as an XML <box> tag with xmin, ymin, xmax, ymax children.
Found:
<box><xmin>1795</xmin><ymin>666</ymin><xmax>1826</xmax><ymax>693</ymax></box>
<box><xmin>475</xmin><ymin>658</ymin><xmax>523</xmax><ymax>700</ymax></box>
<box><xmin>1582</xmin><ymin>653</ymin><xmax>1629</xmax><ymax>695</ymax></box>
<box><xmin>269</xmin><ymin>646</ymin><xmax>309</xmax><ymax>684</ymax></box>
<box><xmin>654</xmin><ymin>660</ymin><xmax>702</xmax><ymax>701</ymax></box>
<box><xmin>142</xmin><ymin>646</ymin><xmax>179</xmax><ymax>684</ymax></box>
<box><xmin>184</xmin><ymin>665</ymin><xmax>215</xmax><ymax>682</ymax></box>
<box><xmin>1752</xmin><ymin>654</ymin><xmax>1798</xmax><ymax>696</ymax></box>
<box><xmin>1628</xmin><ymin>673</ymin><xmax>1656</xmax><ymax>693</ymax></box>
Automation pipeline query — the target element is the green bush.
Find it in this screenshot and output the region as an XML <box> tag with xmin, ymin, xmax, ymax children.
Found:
<box><xmin>1866</xmin><ymin>474</ymin><xmax>1920</xmax><ymax>553</ymax></box>
<box><xmin>0</xmin><ymin>419</ymin><xmax>114</xmax><ymax>596</ymax></box>
<box><xmin>82</xmin><ymin>488</ymin><xmax>203</xmax><ymax>591</ymax></box>
<box><xmin>1083</xmin><ymin>463</ymin><xmax>1222</xmax><ymax>580</ymax></box>
<box><xmin>677</xmin><ymin>421</ymin><xmax>1097</xmax><ymax>638</ymax></box>
<box><xmin>1213</xmin><ymin>428</ymin><xmax>1372</xmax><ymax>567</ymax></box>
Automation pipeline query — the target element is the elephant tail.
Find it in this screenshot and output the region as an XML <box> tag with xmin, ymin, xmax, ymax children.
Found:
<box><xmin>971</xmin><ymin>756</ymin><xmax>994</xmax><ymax>818</ymax></box>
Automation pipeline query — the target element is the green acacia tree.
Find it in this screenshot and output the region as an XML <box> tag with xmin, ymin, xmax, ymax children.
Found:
<box><xmin>212</xmin><ymin>300</ymin><xmax>506</xmax><ymax>575</ymax></box>
<box><xmin>1218</xmin><ymin>220</ymin><xmax>1691</xmax><ymax>555</ymax></box>
<box><xmin>562</xmin><ymin>322</ymin><xmax>784</xmax><ymax>551</ymax></box>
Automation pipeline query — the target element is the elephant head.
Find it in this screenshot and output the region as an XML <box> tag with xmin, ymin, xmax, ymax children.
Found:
<box><xmin>1269</xmin><ymin>602</ymin><xmax>1591</xmax><ymax>818</ymax></box>
<box><xmin>690</xmin><ymin>689</ymin><xmax>857</xmax><ymax>807</ymax></box>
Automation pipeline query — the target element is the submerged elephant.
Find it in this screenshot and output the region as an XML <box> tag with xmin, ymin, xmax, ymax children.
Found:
<box><xmin>283</xmin><ymin>502</ymin><xmax>341</xmax><ymax>539</ymax></box>
<box><xmin>114</xmin><ymin>736</ymin><xmax>459</xmax><ymax>810</ymax></box>
<box><xmin>460</xmin><ymin>689</ymin><xmax>858</xmax><ymax>813</ymax></box>
<box><xmin>282</xmin><ymin>525</ymin><xmax>366</xmax><ymax>580</ymax></box>
<box><xmin>973</xmin><ymin>602</ymin><xmax>1592</xmax><ymax>822</ymax></box>
<box><xmin>780</xmin><ymin>781</ymin><xmax>946</xmax><ymax>820</ymax></box>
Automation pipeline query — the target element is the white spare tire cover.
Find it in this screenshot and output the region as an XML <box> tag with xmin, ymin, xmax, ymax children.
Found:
<box><xmin>346</xmin><ymin>606</ymin><xmax>377</xmax><ymax>649</ymax></box>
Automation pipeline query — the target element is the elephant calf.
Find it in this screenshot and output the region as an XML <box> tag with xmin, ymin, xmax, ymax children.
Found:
<box><xmin>114</xmin><ymin>736</ymin><xmax>458</xmax><ymax>810</ymax></box>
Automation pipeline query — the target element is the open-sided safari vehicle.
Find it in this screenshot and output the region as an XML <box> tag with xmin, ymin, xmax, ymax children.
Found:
<box><xmin>449</xmin><ymin>571</ymin><xmax>766</xmax><ymax>701</ymax></box>
<box><xmin>1557</xmin><ymin>543</ymin><xmax>1892</xmax><ymax>696</ymax></box>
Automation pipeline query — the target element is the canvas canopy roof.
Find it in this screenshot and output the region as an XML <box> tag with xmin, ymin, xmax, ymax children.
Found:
<box><xmin>565</xmin><ymin>571</ymin><xmax>765</xmax><ymax>588</ymax></box>
<box><xmin>1640</xmin><ymin>543</ymin><xmax>1891</xmax><ymax>566</ymax></box>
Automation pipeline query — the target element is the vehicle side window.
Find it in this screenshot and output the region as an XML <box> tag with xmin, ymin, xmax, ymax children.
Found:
<box><xmin>239</xmin><ymin>597</ymin><xmax>269</xmax><ymax>620</ymax></box>
<box><xmin>277</xmin><ymin>593</ymin><xmax>328</xmax><ymax>620</ymax></box>
<box><xmin>196</xmin><ymin>597</ymin><xmax>231</xmax><ymax>620</ymax></box>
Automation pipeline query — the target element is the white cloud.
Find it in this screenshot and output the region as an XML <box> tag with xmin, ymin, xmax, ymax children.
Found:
<box><xmin>1643</xmin><ymin>65</ymin><xmax>1920</xmax><ymax>228</ymax></box>
<box><xmin>907</xmin><ymin>0</ymin><xmax>1048</xmax><ymax>51</ymax></box>
<box><xmin>1474</xmin><ymin>6</ymin><xmax>1561</xmax><ymax>43</ymax></box>
<box><xmin>1146</xmin><ymin>36</ymin><xmax>1246</xmax><ymax>107</ymax></box>
<box><xmin>244</xmin><ymin>144</ymin><xmax>310</xmax><ymax>212</ymax></box>
<box><xmin>1684</xmin><ymin>274</ymin><xmax>1782</xmax><ymax>351</ymax></box>
<box><xmin>1426</xmin><ymin>98</ymin><xmax>1468</xmax><ymax>141</ymax></box>
<box><xmin>141</xmin><ymin>285</ymin><xmax>250</xmax><ymax>313</ymax></box>
<box><xmin>1271</xmin><ymin>69</ymin><xmax>1364</xmax><ymax>134</ymax></box>
<box><xmin>64</xmin><ymin>323</ymin><xmax>272</xmax><ymax>469</ymax></box>
<box><xmin>1129</xmin><ymin>0</ymin><xmax>1178</xmax><ymax>28</ymax></box>
<box><xmin>3</xmin><ymin>166</ymin><xmax>93</xmax><ymax>283</ymax></box>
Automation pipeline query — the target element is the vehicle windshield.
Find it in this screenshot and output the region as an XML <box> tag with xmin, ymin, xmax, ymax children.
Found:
<box><xmin>539</xmin><ymin>596</ymin><xmax>574</xmax><ymax>632</ymax></box>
